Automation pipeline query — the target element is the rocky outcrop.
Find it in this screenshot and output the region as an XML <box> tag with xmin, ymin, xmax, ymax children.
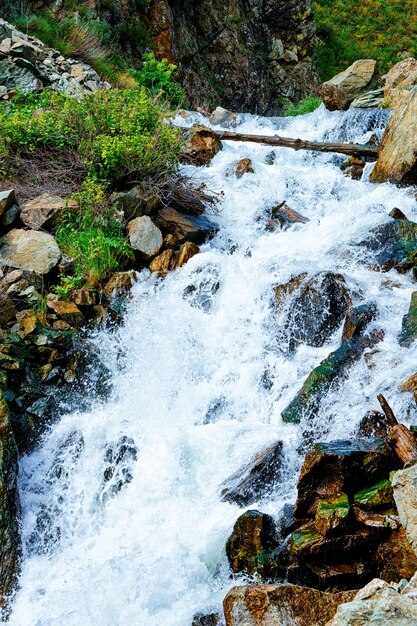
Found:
<box><xmin>223</xmin><ymin>584</ymin><xmax>356</xmax><ymax>626</ymax></box>
<box><xmin>371</xmin><ymin>89</ymin><xmax>417</xmax><ymax>184</ymax></box>
<box><xmin>383</xmin><ymin>58</ymin><xmax>417</xmax><ymax>109</ymax></box>
<box><xmin>321</xmin><ymin>60</ymin><xmax>378</xmax><ymax>111</ymax></box>
<box><xmin>0</xmin><ymin>18</ymin><xmax>109</xmax><ymax>98</ymax></box>
<box><xmin>147</xmin><ymin>0</ymin><xmax>318</xmax><ymax>114</ymax></box>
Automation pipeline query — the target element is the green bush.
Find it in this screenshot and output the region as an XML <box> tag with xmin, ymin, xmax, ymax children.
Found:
<box><xmin>314</xmin><ymin>0</ymin><xmax>417</xmax><ymax>81</ymax></box>
<box><xmin>283</xmin><ymin>96</ymin><xmax>322</xmax><ymax>117</ymax></box>
<box><xmin>132</xmin><ymin>53</ymin><xmax>186</xmax><ymax>107</ymax></box>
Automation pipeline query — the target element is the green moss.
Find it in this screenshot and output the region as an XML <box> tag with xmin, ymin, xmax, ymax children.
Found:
<box><xmin>354</xmin><ymin>479</ymin><xmax>394</xmax><ymax>509</ymax></box>
<box><xmin>315</xmin><ymin>493</ymin><xmax>350</xmax><ymax>536</ymax></box>
<box><xmin>400</xmin><ymin>292</ymin><xmax>417</xmax><ymax>347</ymax></box>
<box><xmin>290</xmin><ymin>522</ymin><xmax>322</xmax><ymax>556</ymax></box>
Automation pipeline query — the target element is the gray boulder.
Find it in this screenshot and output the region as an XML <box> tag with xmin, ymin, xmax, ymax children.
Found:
<box><xmin>128</xmin><ymin>216</ymin><xmax>163</xmax><ymax>259</ymax></box>
<box><xmin>0</xmin><ymin>228</ymin><xmax>61</xmax><ymax>274</ymax></box>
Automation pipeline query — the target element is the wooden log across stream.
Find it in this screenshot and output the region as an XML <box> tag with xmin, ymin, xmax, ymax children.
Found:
<box><xmin>180</xmin><ymin>127</ymin><xmax>379</xmax><ymax>159</ymax></box>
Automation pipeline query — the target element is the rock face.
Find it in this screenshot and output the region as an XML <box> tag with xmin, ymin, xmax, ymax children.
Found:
<box><xmin>321</xmin><ymin>60</ymin><xmax>378</xmax><ymax>111</ymax></box>
<box><xmin>392</xmin><ymin>464</ymin><xmax>417</xmax><ymax>557</ymax></box>
<box><xmin>0</xmin><ymin>18</ymin><xmax>109</xmax><ymax>97</ymax></box>
<box><xmin>371</xmin><ymin>89</ymin><xmax>417</xmax><ymax>184</ymax></box>
<box><xmin>0</xmin><ymin>391</ymin><xmax>20</xmax><ymax>602</ymax></box>
<box><xmin>0</xmin><ymin>228</ymin><xmax>61</xmax><ymax>274</ymax></box>
<box><xmin>148</xmin><ymin>0</ymin><xmax>318</xmax><ymax>114</ymax></box>
<box><xmin>223</xmin><ymin>584</ymin><xmax>356</xmax><ymax>626</ymax></box>
<box><xmin>383</xmin><ymin>58</ymin><xmax>417</xmax><ymax>109</ymax></box>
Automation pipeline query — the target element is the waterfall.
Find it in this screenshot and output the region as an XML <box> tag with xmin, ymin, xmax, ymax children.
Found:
<box><xmin>8</xmin><ymin>105</ymin><xmax>417</xmax><ymax>625</ymax></box>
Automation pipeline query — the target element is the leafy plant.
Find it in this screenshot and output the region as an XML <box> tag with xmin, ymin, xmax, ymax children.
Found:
<box><xmin>132</xmin><ymin>53</ymin><xmax>186</xmax><ymax>107</ymax></box>
<box><xmin>283</xmin><ymin>96</ymin><xmax>322</xmax><ymax>117</ymax></box>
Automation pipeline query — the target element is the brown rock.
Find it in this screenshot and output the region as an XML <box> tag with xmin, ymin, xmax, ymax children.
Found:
<box><xmin>235</xmin><ymin>158</ymin><xmax>254</xmax><ymax>178</ymax></box>
<box><xmin>47</xmin><ymin>300</ymin><xmax>84</xmax><ymax>325</ymax></box>
<box><xmin>383</xmin><ymin>58</ymin><xmax>417</xmax><ymax>109</ymax></box>
<box><xmin>153</xmin><ymin>207</ymin><xmax>218</xmax><ymax>244</ymax></box>
<box><xmin>181</xmin><ymin>125</ymin><xmax>222</xmax><ymax>165</ymax></box>
<box><xmin>71</xmin><ymin>288</ymin><xmax>97</xmax><ymax>307</ymax></box>
<box><xmin>270</xmin><ymin>201</ymin><xmax>309</xmax><ymax>229</ymax></box>
<box><xmin>149</xmin><ymin>249</ymin><xmax>178</xmax><ymax>275</ymax></box>
<box><xmin>20</xmin><ymin>193</ymin><xmax>76</xmax><ymax>231</ymax></box>
<box><xmin>103</xmin><ymin>271</ymin><xmax>138</xmax><ymax>299</ymax></box>
<box><xmin>226</xmin><ymin>510</ymin><xmax>278</xmax><ymax>575</ymax></box>
<box><xmin>177</xmin><ymin>241</ymin><xmax>200</xmax><ymax>268</ymax></box>
<box><xmin>321</xmin><ymin>60</ymin><xmax>377</xmax><ymax>111</ymax></box>
<box><xmin>223</xmin><ymin>584</ymin><xmax>356</xmax><ymax>626</ymax></box>
<box><xmin>376</xmin><ymin>527</ymin><xmax>417</xmax><ymax>582</ymax></box>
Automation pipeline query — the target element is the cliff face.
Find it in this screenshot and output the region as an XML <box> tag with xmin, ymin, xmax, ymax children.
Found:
<box><xmin>148</xmin><ymin>0</ymin><xmax>318</xmax><ymax>113</ymax></box>
<box><xmin>2</xmin><ymin>0</ymin><xmax>318</xmax><ymax>114</ymax></box>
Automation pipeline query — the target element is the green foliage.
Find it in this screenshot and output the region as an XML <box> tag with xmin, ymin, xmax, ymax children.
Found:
<box><xmin>55</xmin><ymin>180</ymin><xmax>133</xmax><ymax>288</ymax></box>
<box><xmin>314</xmin><ymin>0</ymin><xmax>417</xmax><ymax>81</ymax></box>
<box><xmin>283</xmin><ymin>96</ymin><xmax>322</xmax><ymax>117</ymax></box>
<box><xmin>132</xmin><ymin>54</ymin><xmax>186</xmax><ymax>107</ymax></box>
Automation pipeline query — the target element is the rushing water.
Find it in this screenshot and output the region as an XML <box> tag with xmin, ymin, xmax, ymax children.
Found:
<box><xmin>8</xmin><ymin>105</ymin><xmax>417</xmax><ymax>625</ymax></box>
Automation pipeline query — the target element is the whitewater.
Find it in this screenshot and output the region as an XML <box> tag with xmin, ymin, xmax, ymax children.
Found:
<box><xmin>8</xmin><ymin>106</ymin><xmax>417</xmax><ymax>625</ymax></box>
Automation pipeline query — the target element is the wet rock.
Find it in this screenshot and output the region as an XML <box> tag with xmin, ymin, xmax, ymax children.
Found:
<box><xmin>226</xmin><ymin>510</ymin><xmax>278</xmax><ymax>576</ymax></box>
<box><xmin>192</xmin><ymin>612</ymin><xmax>221</xmax><ymax>626</ymax></box>
<box><xmin>399</xmin><ymin>292</ymin><xmax>417</xmax><ymax>347</ymax></box>
<box><xmin>290</xmin><ymin>523</ymin><xmax>380</xmax><ymax>561</ymax></box>
<box><xmin>321</xmin><ymin>60</ymin><xmax>378</xmax><ymax>111</ymax></box>
<box><xmin>353</xmin><ymin>480</ymin><xmax>394</xmax><ymax>510</ymax></box>
<box><xmin>392</xmin><ymin>464</ymin><xmax>417</xmax><ymax>557</ymax></box>
<box><xmin>47</xmin><ymin>300</ymin><xmax>84</xmax><ymax>326</ymax></box>
<box><xmin>128</xmin><ymin>216</ymin><xmax>163</xmax><ymax>259</ymax></box>
<box><xmin>100</xmin><ymin>436</ymin><xmax>138</xmax><ymax>502</ymax></box>
<box><xmin>315</xmin><ymin>493</ymin><xmax>350</xmax><ymax>537</ymax></box>
<box><xmin>326</xmin><ymin>576</ymin><xmax>417</xmax><ymax>625</ymax></box>
<box><xmin>223</xmin><ymin>584</ymin><xmax>356</xmax><ymax>626</ymax></box>
<box><xmin>20</xmin><ymin>193</ymin><xmax>76</xmax><ymax>231</ymax></box>
<box><xmin>400</xmin><ymin>372</ymin><xmax>417</xmax><ymax>404</ymax></box>
<box><xmin>353</xmin><ymin>507</ymin><xmax>400</xmax><ymax>530</ymax></box>
<box><xmin>270</xmin><ymin>201</ymin><xmax>309</xmax><ymax>229</ymax></box>
<box><xmin>276</xmin><ymin>272</ymin><xmax>351</xmax><ymax>351</ymax></box>
<box><xmin>357</xmin><ymin>412</ymin><xmax>390</xmax><ymax>441</ymax></box>
<box><xmin>153</xmin><ymin>206</ymin><xmax>218</xmax><ymax>244</ymax></box>
<box><xmin>390</xmin><ymin>208</ymin><xmax>408</xmax><ymax>220</ymax></box>
<box><xmin>176</xmin><ymin>241</ymin><xmax>200</xmax><ymax>268</ymax></box>
<box><xmin>103</xmin><ymin>271</ymin><xmax>138</xmax><ymax>299</ymax></box>
<box><xmin>0</xmin><ymin>391</ymin><xmax>20</xmax><ymax>601</ymax></box>
<box><xmin>342</xmin><ymin>303</ymin><xmax>377</xmax><ymax>341</ymax></box>
<box><xmin>149</xmin><ymin>249</ymin><xmax>178</xmax><ymax>275</ymax></box>
<box><xmin>221</xmin><ymin>440</ymin><xmax>284</xmax><ymax>506</ymax></box>
<box><xmin>350</xmin><ymin>88</ymin><xmax>384</xmax><ymax>109</ymax></box>
<box><xmin>111</xmin><ymin>185</ymin><xmax>160</xmax><ymax>220</ymax></box>
<box><xmin>71</xmin><ymin>288</ymin><xmax>97</xmax><ymax>308</ymax></box>
<box><xmin>376</xmin><ymin>527</ymin><xmax>417</xmax><ymax>583</ymax></box>
<box><xmin>0</xmin><ymin>228</ymin><xmax>61</xmax><ymax>274</ymax></box>
<box><xmin>358</xmin><ymin>219</ymin><xmax>417</xmax><ymax>272</ymax></box>
<box><xmin>341</xmin><ymin>157</ymin><xmax>366</xmax><ymax>180</ymax></box>
<box><xmin>281</xmin><ymin>330</ymin><xmax>383</xmax><ymax>424</ymax></box>
<box><xmin>181</xmin><ymin>125</ymin><xmax>222</xmax><ymax>165</ymax></box>
<box><xmin>183</xmin><ymin>265</ymin><xmax>221</xmax><ymax>311</ymax></box>
<box><xmin>295</xmin><ymin>439</ymin><xmax>396</xmax><ymax>518</ymax></box>
<box><xmin>209</xmin><ymin>106</ymin><xmax>237</xmax><ymax>127</ymax></box>
<box><xmin>371</xmin><ymin>89</ymin><xmax>417</xmax><ymax>184</ymax></box>
<box><xmin>0</xmin><ymin>189</ymin><xmax>15</xmax><ymax>218</ymax></box>
<box><xmin>235</xmin><ymin>158</ymin><xmax>254</xmax><ymax>179</ymax></box>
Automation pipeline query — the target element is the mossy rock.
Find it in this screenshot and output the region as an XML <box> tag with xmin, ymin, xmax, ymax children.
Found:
<box><xmin>290</xmin><ymin>521</ymin><xmax>322</xmax><ymax>556</ymax></box>
<box><xmin>358</xmin><ymin>219</ymin><xmax>417</xmax><ymax>272</ymax></box>
<box><xmin>353</xmin><ymin>479</ymin><xmax>394</xmax><ymax>510</ymax></box>
<box><xmin>400</xmin><ymin>291</ymin><xmax>417</xmax><ymax>347</ymax></box>
<box><xmin>315</xmin><ymin>492</ymin><xmax>350</xmax><ymax>537</ymax></box>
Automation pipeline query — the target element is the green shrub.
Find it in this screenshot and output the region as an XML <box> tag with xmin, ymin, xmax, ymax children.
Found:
<box><xmin>283</xmin><ymin>96</ymin><xmax>322</xmax><ymax>117</ymax></box>
<box><xmin>132</xmin><ymin>53</ymin><xmax>186</xmax><ymax>107</ymax></box>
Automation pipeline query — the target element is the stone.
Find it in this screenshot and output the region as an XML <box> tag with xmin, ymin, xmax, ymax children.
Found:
<box><xmin>127</xmin><ymin>216</ymin><xmax>163</xmax><ymax>259</ymax></box>
<box><xmin>0</xmin><ymin>229</ymin><xmax>61</xmax><ymax>274</ymax></box>
<box><xmin>111</xmin><ymin>186</ymin><xmax>160</xmax><ymax>220</ymax></box>
<box><xmin>192</xmin><ymin>612</ymin><xmax>221</xmax><ymax>626</ymax></box>
<box><xmin>376</xmin><ymin>527</ymin><xmax>417</xmax><ymax>583</ymax></box>
<box><xmin>342</xmin><ymin>303</ymin><xmax>377</xmax><ymax>341</ymax></box>
<box><xmin>71</xmin><ymin>288</ymin><xmax>97</xmax><ymax>307</ymax></box>
<box><xmin>295</xmin><ymin>438</ymin><xmax>396</xmax><ymax>518</ymax></box>
<box><xmin>321</xmin><ymin>60</ymin><xmax>378</xmax><ymax>111</ymax></box>
<box><xmin>154</xmin><ymin>207</ymin><xmax>218</xmax><ymax>244</ymax></box>
<box><xmin>358</xmin><ymin>219</ymin><xmax>417</xmax><ymax>272</ymax></box>
<box><xmin>181</xmin><ymin>125</ymin><xmax>222</xmax><ymax>165</ymax></box>
<box><xmin>281</xmin><ymin>330</ymin><xmax>383</xmax><ymax>424</ymax></box>
<box><xmin>315</xmin><ymin>493</ymin><xmax>350</xmax><ymax>537</ymax></box>
<box><xmin>383</xmin><ymin>58</ymin><xmax>417</xmax><ymax>110</ymax></box>
<box><xmin>350</xmin><ymin>88</ymin><xmax>384</xmax><ymax>109</ymax></box>
<box><xmin>270</xmin><ymin>201</ymin><xmax>309</xmax><ymax>229</ymax></box>
<box><xmin>390</xmin><ymin>208</ymin><xmax>408</xmax><ymax>220</ymax></box>
<box><xmin>223</xmin><ymin>584</ymin><xmax>356</xmax><ymax>626</ymax></box>
<box><xmin>235</xmin><ymin>158</ymin><xmax>254</xmax><ymax>178</ymax></box>
<box><xmin>353</xmin><ymin>479</ymin><xmax>394</xmax><ymax>510</ymax></box>
<box><xmin>277</xmin><ymin>272</ymin><xmax>351</xmax><ymax>350</ymax></box>
<box><xmin>341</xmin><ymin>157</ymin><xmax>366</xmax><ymax>180</ymax></box>
<box><xmin>2</xmin><ymin>204</ymin><xmax>20</xmax><ymax>228</ymax></box>
<box><xmin>353</xmin><ymin>507</ymin><xmax>400</xmax><ymax>530</ymax></box>
<box><xmin>326</xmin><ymin>578</ymin><xmax>417</xmax><ymax>625</ymax></box>
<box><xmin>103</xmin><ymin>271</ymin><xmax>138</xmax><ymax>299</ymax></box>
<box><xmin>176</xmin><ymin>241</ymin><xmax>200</xmax><ymax>268</ymax></box>
<box><xmin>0</xmin><ymin>57</ymin><xmax>43</xmax><ymax>93</ymax></box>
<box><xmin>371</xmin><ymin>89</ymin><xmax>417</xmax><ymax>184</ymax></box>
<box><xmin>149</xmin><ymin>249</ymin><xmax>178</xmax><ymax>275</ymax></box>
<box><xmin>20</xmin><ymin>193</ymin><xmax>75</xmax><ymax>231</ymax></box>
<box><xmin>401</xmin><ymin>372</ymin><xmax>417</xmax><ymax>404</ymax></box>
<box><xmin>399</xmin><ymin>292</ymin><xmax>417</xmax><ymax>347</ymax></box>
<box><xmin>164</xmin><ymin>182</ymin><xmax>207</xmax><ymax>216</ymax></box>
<box><xmin>226</xmin><ymin>510</ymin><xmax>278</xmax><ymax>576</ymax></box>
<box><xmin>209</xmin><ymin>106</ymin><xmax>238</xmax><ymax>127</ymax></box>
<box><xmin>392</xmin><ymin>464</ymin><xmax>417</xmax><ymax>557</ymax></box>
<box><xmin>221</xmin><ymin>440</ymin><xmax>284</xmax><ymax>506</ymax></box>
<box><xmin>47</xmin><ymin>300</ymin><xmax>84</xmax><ymax>326</ymax></box>
<box><xmin>0</xmin><ymin>189</ymin><xmax>15</xmax><ymax>218</ymax></box>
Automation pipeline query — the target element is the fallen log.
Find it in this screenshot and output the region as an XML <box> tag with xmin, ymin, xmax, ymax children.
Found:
<box><xmin>179</xmin><ymin>127</ymin><xmax>379</xmax><ymax>159</ymax></box>
<box><xmin>389</xmin><ymin>424</ymin><xmax>417</xmax><ymax>465</ymax></box>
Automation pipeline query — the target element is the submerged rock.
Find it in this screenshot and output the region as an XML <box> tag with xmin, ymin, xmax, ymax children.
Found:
<box><xmin>192</xmin><ymin>612</ymin><xmax>221</xmax><ymax>626</ymax></box>
<box><xmin>321</xmin><ymin>60</ymin><xmax>378</xmax><ymax>111</ymax></box>
<box><xmin>235</xmin><ymin>158</ymin><xmax>254</xmax><ymax>178</ymax></box>
<box><xmin>226</xmin><ymin>510</ymin><xmax>278</xmax><ymax>576</ymax></box>
<box><xmin>221</xmin><ymin>440</ymin><xmax>284</xmax><ymax>506</ymax></box>
<box><xmin>270</xmin><ymin>201</ymin><xmax>309</xmax><ymax>229</ymax></box>
<box><xmin>223</xmin><ymin>584</ymin><xmax>356</xmax><ymax>626</ymax></box>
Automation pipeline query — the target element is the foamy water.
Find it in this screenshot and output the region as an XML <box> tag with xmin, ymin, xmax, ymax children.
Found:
<box><xmin>8</xmin><ymin>105</ymin><xmax>417</xmax><ymax>625</ymax></box>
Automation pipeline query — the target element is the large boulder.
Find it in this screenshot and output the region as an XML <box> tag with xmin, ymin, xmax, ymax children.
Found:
<box><xmin>392</xmin><ymin>464</ymin><xmax>417</xmax><ymax>557</ymax></box>
<box><xmin>153</xmin><ymin>207</ymin><xmax>218</xmax><ymax>244</ymax></box>
<box><xmin>383</xmin><ymin>58</ymin><xmax>417</xmax><ymax>109</ymax></box>
<box><xmin>326</xmin><ymin>577</ymin><xmax>417</xmax><ymax>625</ymax></box>
<box><xmin>223</xmin><ymin>584</ymin><xmax>355</xmax><ymax>626</ymax></box>
<box><xmin>371</xmin><ymin>89</ymin><xmax>417</xmax><ymax>184</ymax></box>
<box><xmin>0</xmin><ymin>391</ymin><xmax>20</xmax><ymax>602</ymax></box>
<box><xmin>220</xmin><ymin>440</ymin><xmax>284</xmax><ymax>506</ymax></box>
<box><xmin>226</xmin><ymin>510</ymin><xmax>278</xmax><ymax>576</ymax></box>
<box><xmin>181</xmin><ymin>125</ymin><xmax>222</xmax><ymax>165</ymax></box>
<box><xmin>357</xmin><ymin>219</ymin><xmax>417</xmax><ymax>272</ymax></box>
<box><xmin>321</xmin><ymin>60</ymin><xmax>377</xmax><ymax>111</ymax></box>
<box><xmin>127</xmin><ymin>216</ymin><xmax>163</xmax><ymax>259</ymax></box>
<box><xmin>111</xmin><ymin>185</ymin><xmax>160</xmax><ymax>220</ymax></box>
<box><xmin>0</xmin><ymin>228</ymin><xmax>61</xmax><ymax>274</ymax></box>
<box><xmin>20</xmin><ymin>193</ymin><xmax>76</xmax><ymax>231</ymax></box>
